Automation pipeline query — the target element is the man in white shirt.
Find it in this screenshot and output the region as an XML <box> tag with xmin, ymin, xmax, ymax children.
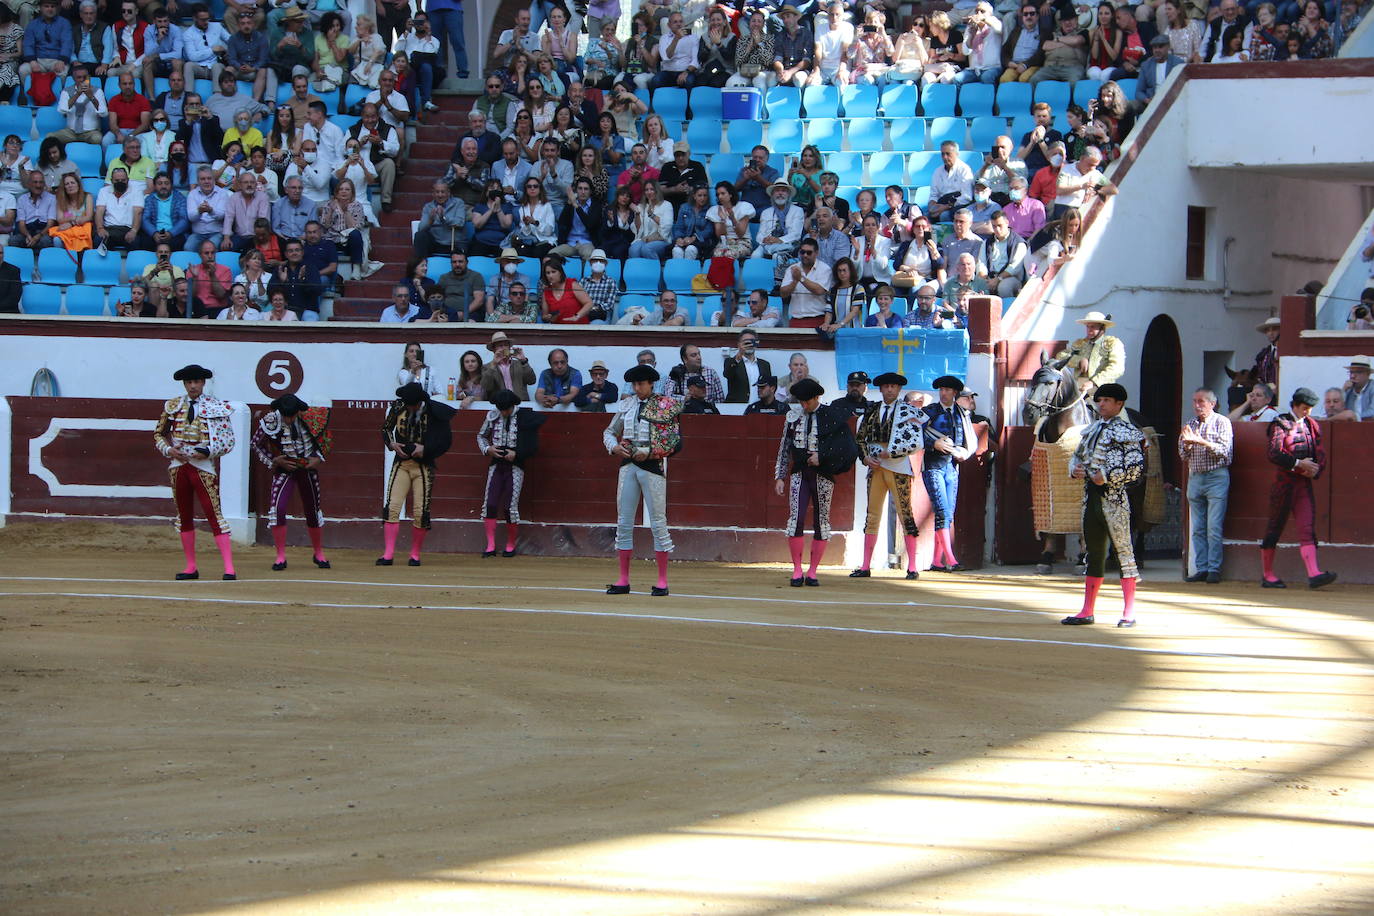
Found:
<box><xmin>493</xmin><ymin>8</ymin><xmax>541</xmax><ymax>66</ymax></box>
<box><xmin>179</xmin><ymin>3</ymin><xmax>230</xmax><ymax>84</ymax></box>
<box><xmin>929</xmin><ymin>140</ymin><xmax>974</xmax><ymax>222</ymax></box>
<box><xmin>95</xmin><ymin>168</ymin><xmax>145</xmax><ymax>250</ymax></box>
<box><xmin>779</xmin><ymin>238</ymin><xmax>833</xmax><ymax>328</ymax></box>
<box><xmin>392</xmin><ymin>13</ymin><xmax>441</xmax><ymax>112</ymax></box>
<box><xmin>652</xmin><ymin>11</ymin><xmax>699</xmax><ymax>89</ymax></box>
<box><xmin>751</xmin><ymin>180</ymin><xmax>805</xmax><ymax>259</ymax></box>
<box><xmin>811</xmin><ymin>0</ymin><xmax>852</xmax><ymax>84</ymax></box>
<box><xmin>365</xmin><ymin>68</ymin><xmax>412</xmax><ymax>138</ymax></box>
<box><xmin>300</xmin><ymin>100</ymin><xmax>346</xmax><ymax>170</ymax></box>
<box><xmin>977</xmin><ymin>135</ymin><xmax>1028</xmax><ymax>205</ymax></box>
<box><xmin>52</xmin><ymin>64</ymin><xmax>108</xmax><ymax>145</ymax></box>
<box><xmin>1053</xmin><ymin>146</ymin><xmax>1116</xmax><ymax>218</ymax></box>
<box><xmin>184</xmin><ymin>164</ymin><xmax>229</xmax><ymax>251</ymax></box>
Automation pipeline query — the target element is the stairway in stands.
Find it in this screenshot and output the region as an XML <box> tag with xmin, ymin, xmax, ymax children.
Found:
<box><xmin>330</xmin><ymin>96</ymin><xmax>474</xmax><ymax>321</ymax></box>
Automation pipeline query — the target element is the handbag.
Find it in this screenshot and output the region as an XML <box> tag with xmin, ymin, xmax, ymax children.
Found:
<box><xmin>28</xmin><ymin>71</ymin><xmax>57</xmax><ymax>106</ymax></box>
<box><xmin>707</xmin><ymin>256</ymin><xmax>735</xmax><ymax>291</ymax></box>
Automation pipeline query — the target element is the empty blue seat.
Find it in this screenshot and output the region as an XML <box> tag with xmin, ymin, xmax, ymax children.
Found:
<box><xmin>920</xmin><ymin>83</ymin><xmax>957</xmax><ymax>117</ymax></box>
<box><xmin>725</xmin><ymin>119</ymin><xmax>762</xmax><ymax>154</ymax></box>
<box><xmin>563</xmin><ymin>257</ymin><xmax>584</xmax><ymax>279</ymax></box>
<box><xmin>0</xmin><ymin>106</ymin><xmax>33</xmax><ymax>140</ymax></box>
<box><xmin>651</xmin><ymin>87</ymin><xmax>688</xmax><ymax>125</ymax></box>
<box><xmin>67</xmin><ymin>143</ymin><xmax>102</xmax><ymax>176</ymax></box>
<box><xmin>81</xmin><ymin>177</ymin><xmax>104</xmax><ymax>196</ymax></box>
<box><xmin>769</xmin><ymin>120</ymin><xmax>803</xmax><ymax>154</ymax></box>
<box><xmin>34</xmin><ymin>108</ymin><xmax>65</xmax><ymax>137</ymax></box>
<box><xmin>880</xmin><ymin>83</ymin><xmax>918</xmax><ymax>120</ymax></box>
<box><xmin>37</xmin><ymin>248</ymin><xmax>79</xmax><ymax>285</ymax></box>
<box><xmin>707</xmin><ymin>155</ymin><xmax>739</xmax><ymax>188</ymax></box>
<box><xmin>194</xmin><ymin>78</ymin><xmax>213</xmax><ymax>99</ymax></box>
<box><xmin>911</xmin><ymin>185</ymin><xmax>931</xmax><ymax>208</ymax></box>
<box><xmin>215</xmin><ymin>250</ymin><xmax>242</xmax><ymax>272</ymax></box>
<box><xmin>1116</xmin><ymin>78</ymin><xmax>1138</xmax><ymax>101</ymax></box>
<box><xmin>599</xmin><ymin>257</ymin><xmax>623</xmax><ymax>286</ymax></box>
<box><xmin>802</xmin><ymin>84</ymin><xmax>840</xmax><ymax>119</ymax></box>
<box><xmin>996</xmin><ymin>81</ymin><xmax>1033</xmax><ymax>117</ymax></box>
<box><xmin>806</xmin><ymin>118</ymin><xmax>843</xmax><ymax>152</ymax></box>
<box><xmin>23</xmin><ymin>138</ymin><xmax>40</xmax><ymax>161</ymax></box>
<box><xmin>21</xmin><ymin>286</ymin><xmax>61</xmax><ymax>314</ymax></box>
<box><xmin>764</xmin><ymin>85</ymin><xmax>801</xmax><ymax>121</ymax></box>
<box><xmin>739</xmin><ymin>257</ymin><xmax>774</xmax><ymax>292</ymax></box>
<box><xmin>840</xmin><ymin>83</ymin><xmax>879</xmax><ymax>119</ymax></box>
<box><xmin>825</xmin><ymin>152</ymin><xmax>864</xmax><ymax>184</ymax></box>
<box><xmin>1071</xmin><ymin>79</ymin><xmax>1102</xmax><ymax>109</ymax></box>
<box><xmin>889</xmin><ymin>118</ymin><xmax>925</xmax><ymax>152</ymax></box>
<box><xmin>334</xmin><ymin>114</ymin><xmax>359</xmax><ymax>133</ymax></box>
<box><xmin>427</xmin><ymin>255</ymin><xmax>450</xmax><ymax>278</ymax></box>
<box><xmin>959</xmin><ymin>151</ymin><xmax>983</xmax><ymax>173</ymax></box>
<box><xmin>170</xmin><ymin>251</ymin><xmax>199</xmax><ymax>271</ymax></box>
<box><xmin>928</xmin><ymin>116</ymin><xmax>966</xmax><ymax>149</ymax></box>
<box><xmin>1009</xmin><ymin>116</ymin><xmax>1036</xmax><ymax>143</ymax></box>
<box><xmin>847</xmin><ymin>117</ymin><xmax>885</xmax><ymax>152</ymax></box>
<box><xmin>124</xmin><ymin>250</ymin><xmax>156</xmax><ymax>280</ymax></box>
<box><xmin>970</xmin><ymin>116</ymin><xmax>1006</xmax><ymax>152</ymax></box>
<box><xmin>662</xmin><ymin>258</ymin><xmax>701</xmax><ymax>291</ymax></box>
<box><xmin>4</xmin><ymin>245</ymin><xmax>34</xmax><ymax>280</ymax></box>
<box><xmin>688</xmin><ymin>86</ymin><xmax>723</xmax><ymax>120</ymax></box>
<box><xmin>64</xmin><ymin>284</ymin><xmax>107</xmax><ymax>316</ymax></box>
<box><xmin>80</xmin><ymin>248</ymin><xmax>122</xmax><ymax>285</ymax></box>
<box><xmin>1033</xmin><ymin>80</ymin><xmax>1071</xmax><ymax>113</ymax></box>
<box><xmin>685</xmin><ymin>117</ymin><xmax>722</xmax><ymax>156</ymax></box>
<box><xmin>957</xmin><ymin>83</ymin><xmax>994</xmax><ymax>117</ymax></box>
<box><xmin>468</xmin><ymin>255</ymin><xmax>497</xmax><ymax>282</ymax></box>
<box><xmin>868</xmin><ymin>151</ymin><xmax>907</xmax><ymax>186</ymax></box>
<box><xmin>695</xmin><ymin>294</ymin><xmax>720</xmax><ymax>326</ymax></box>
<box><xmin>621</xmin><ymin>257</ymin><xmax>661</xmax><ymax>293</ymax></box>
<box><xmin>154</xmin><ymin>77</ymin><xmax>170</xmax><ymax>96</ymax></box>
<box><xmin>908</xmin><ymin>150</ymin><xmax>942</xmax><ymax>186</ymax></box>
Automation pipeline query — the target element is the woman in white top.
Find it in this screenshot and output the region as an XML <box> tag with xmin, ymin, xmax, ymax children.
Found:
<box><xmin>246</xmin><ymin>147</ymin><xmax>280</xmax><ymax>201</ymax></box>
<box><xmin>397</xmin><ymin>341</ymin><xmax>443</xmax><ymax>395</ymax></box>
<box><xmin>629</xmin><ymin>179</ymin><xmax>673</xmax><ymax>260</ymax></box>
<box><xmin>349</xmin><ymin>14</ymin><xmax>388</xmax><ymax>88</ymax></box>
<box><xmin>541</xmin><ymin>6</ymin><xmax>578</xmax><ymax>76</ymax></box>
<box><xmin>284</xmin><ymin>141</ymin><xmax>333</xmax><ymax>205</ymax></box>
<box><xmin>333</xmin><ymin>136</ymin><xmax>377</xmax><ymax>201</ymax></box>
<box><xmin>139</xmin><ymin>112</ymin><xmax>175</xmax><ymax>167</ymax></box>
<box><xmin>0</xmin><ymin>132</ymin><xmax>32</xmax><ymax>197</ymax></box>
<box><xmin>853</xmin><ymin>213</ymin><xmax>894</xmax><ymax>286</ymax></box>
<box><xmin>213</xmin><ymin>140</ymin><xmax>250</xmax><ymax>190</ymax></box>
<box><xmin>518</xmin><ymin>78</ymin><xmax>558</xmax><ymax>134</ymax></box>
<box><xmin>217</xmin><ymin>283</ymin><xmax>263</xmax><ymax>320</ymax></box>
<box><xmin>707</xmin><ymin>181</ymin><xmax>756</xmax><ymax>260</ymax></box>
<box><xmin>1212</xmin><ymin>23</ymin><xmax>1250</xmax><ymax>62</ymax></box>
<box><xmin>1159</xmin><ymin>0</ymin><xmax>1203</xmax><ymax>62</ymax></box>
<box><xmin>641</xmin><ymin>114</ymin><xmax>674</xmax><ymax>171</ymax></box>
<box><xmin>890</xmin><ymin>15</ymin><xmax>930</xmax><ymax>81</ymax></box>
<box><xmin>512</xmin><ymin>176</ymin><xmax>557</xmax><ymax>259</ymax></box>
<box><xmin>235</xmin><ymin>250</ymin><xmax>272</xmax><ymax>310</ymax></box>
<box><xmin>1230</xmin><ymin>383</ymin><xmax>1280</xmax><ymax>423</ymax></box>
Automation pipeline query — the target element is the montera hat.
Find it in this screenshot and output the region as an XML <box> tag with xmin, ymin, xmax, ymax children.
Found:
<box><xmin>173</xmin><ymin>364</ymin><xmax>213</xmax><ymax>381</ymax></box>
<box><xmin>492</xmin><ymin>389</ymin><xmax>520</xmax><ymax>410</ymax></box>
<box><xmin>624</xmin><ymin>364</ymin><xmax>660</xmax><ymax>384</ymax></box>
<box><xmin>396</xmin><ymin>382</ymin><xmax>429</xmax><ymax>404</ymax></box>
<box><xmin>932</xmin><ymin>374</ymin><xmax>964</xmax><ymax>391</ymax></box>
<box><xmin>873</xmin><ymin>371</ymin><xmax>908</xmax><ymax>386</ymax></box>
<box><xmin>1094</xmin><ymin>382</ymin><xmax>1129</xmax><ymax>402</ymax></box>
<box><xmin>271</xmin><ymin>394</ymin><xmax>309</xmax><ymax>414</ymax></box>
<box><xmin>1076</xmin><ymin>311</ymin><xmax>1115</xmax><ymax>328</ymax></box>
<box><xmin>1290</xmin><ymin>387</ymin><xmax>1319</xmax><ymax>407</ymax></box>
<box><xmin>790</xmin><ymin>378</ymin><xmax>825</xmax><ymax>401</ymax></box>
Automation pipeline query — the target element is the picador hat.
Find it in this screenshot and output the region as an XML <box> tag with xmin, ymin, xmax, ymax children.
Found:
<box><xmin>271</xmin><ymin>394</ymin><xmax>308</xmax><ymax>414</ymax></box>
<box><xmin>790</xmin><ymin>378</ymin><xmax>825</xmax><ymax>401</ymax></box>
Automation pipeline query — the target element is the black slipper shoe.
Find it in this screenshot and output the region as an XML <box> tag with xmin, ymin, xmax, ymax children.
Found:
<box><xmin>1260</xmin><ymin>578</ymin><xmax>1285</xmax><ymax>588</ymax></box>
<box><xmin>606</xmin><ymin>584</ymin><xmax>630</xmax><ymax>595</ymax></box>
<box><xmin>804</xmin><ymin>577</ymin><xmax>819</xmax><ymax>587</ymax></box>
<box><xmin>376</xmin><ymin>557</ymin><xmax>393</xmax><ymax>566</ymax></box>
<box><xmin>313</xmin><ymin>557</ymin><xmax>331</xmax><ymax>569</ymax></box>
<box><xmin>222</xmin><ymin>573</ymin><xmax>236</xmax><ymax>580</ymax></box>
<box><xmin>905</xmin><ymin>570</ymin><xmax>919</xmax><ymax>580</ymax></box>
<box><xmin>175</xmin><ymin>571</ymin><xmax>199</xmax><ymax>580</ymax></box>
<box><xmin>1308</xmin><ymin>571</ymin><xmax>1337</xmax><ymax>589</ymax></box>
<box><xmin>1061</xmin><ymin>615</ymin><xmax>1094</xmax><ymax>625</ymax></box>
<box><xmin>482</xmin><ymin>550</ymin><xmax>497</xmax><ymax>558</ymax></box>
<box><xmin>407</xmin><ymin>558</ymin><xmax>421</xmax><ymax>567</ymax></box>
<box><xmin>272</xmin><ymin>561</ymin><xmax>287</xmax><ymax>571</ymax></box>
<box><xmin>790</xmin><ymin>577</ymin><xmax>804</xmax><ymax>587</ymax></box>
<box><xmin>848</xmin><ymin>568</ymin><xmax>870</xmax><ymax>578</ymax></box>
<box><xmin>651</xmin><ymin>586</ymin><xmax>669</xmax><ymax>597</ymax></box>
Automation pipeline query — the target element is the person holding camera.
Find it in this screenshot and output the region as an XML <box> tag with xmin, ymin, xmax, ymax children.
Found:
<box><xmin>393</xmin><ymin>12</ymin><xmax>441</xmax><ymax>112</ymax></box>
<box><xmin>723</xmin><ymin>330</ymin><xmax>773</xmax><ymax>403</ymax></box>
<box><xmin>955</xmin><ymin>2</ymin><xmax>1003</xmax><ymax>84</ymax></box>
<box><xmin>412</xmin><ymin>178</ymin><xmax>467</xmax><ymax>260</ymax></box>
<box><xmin>893</xmin><ymin>213</ymin><xmax>946</xmax><ymax>289</ymax></box>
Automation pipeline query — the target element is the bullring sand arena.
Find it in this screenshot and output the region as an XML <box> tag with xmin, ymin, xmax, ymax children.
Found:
<box><xmin>2</xmin><ymin>520</ymin><xmax>1373</xmax><ymax>915</ymax></box>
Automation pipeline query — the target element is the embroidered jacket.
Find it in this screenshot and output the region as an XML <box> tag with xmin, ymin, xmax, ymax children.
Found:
<box><xmin>154</xmin><ymin>395</ymin><xmax>234</xmax><ymax>474</ymax></box>
<box><xmin>1070</xmin><ymin>415</ymin><xmax>1146</xmax><ymax>489</ymax></box>
<box><xmin>1266</xmin><ymin>413</ymin><xmax>1324</xmax><ymax>479</ymax></box>
<box><xmin>1057</xmin><ymin>333</ymin><xmax>1125</xmax><ymax>387</ymax></box>
<box><xmin>856</xmin><ymin>397</ymin><xmax>922</xmax><ymax>475</ymax></box>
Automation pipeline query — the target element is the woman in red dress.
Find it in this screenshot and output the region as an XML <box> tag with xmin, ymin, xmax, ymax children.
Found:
<box><xmin>539</xmin><ymin>256</ymin><xmax>595</xmax><ymax>323</ymax></box>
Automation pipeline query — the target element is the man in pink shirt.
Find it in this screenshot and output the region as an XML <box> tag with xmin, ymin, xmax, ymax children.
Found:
<box><xmin>221</xmin><ymin>172</ymin><xmax>270</xmax><ymax>252</ymax></box>
<box><xmin>1001</xmin><ymin>176</ymin><xmax>1045</xmax><ymax>241</ymax></box>
<box><xmin>186</xmin><ymin>238</ymin><xmax>234</xmax><ymax>317</ymax></box>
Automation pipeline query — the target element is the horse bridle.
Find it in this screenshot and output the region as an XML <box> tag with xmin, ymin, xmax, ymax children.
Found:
<box><xmin>1025</xmin><ymin>379</ymin><xmax>1090</xmax><ymax>418</ymax></box>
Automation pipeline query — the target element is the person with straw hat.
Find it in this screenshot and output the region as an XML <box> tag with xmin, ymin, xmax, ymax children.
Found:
<box><xmin>479</xmin><ymin>330</ymin><xmax>536</xmax><ymax>401</ymax></box>
<box><xmin>485</xmin><ymin>247</ymin><xmax>535</xmax><ymax>315</ymax></box>
<box><xmin>1250</xmin><ymin>316</ymin><xmax>1281</xmax><ymax>390</ymax></box>
<box><xmin>1056</xmin><ymin>310</ymin><xmax>1124</xmax><ymax>396</ymax></box>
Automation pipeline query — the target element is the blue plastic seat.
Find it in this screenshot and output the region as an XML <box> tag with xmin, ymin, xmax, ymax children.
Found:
<box><xmin>599</xmin><ymin>258</ymin><xmax>623</xmax><ymax>286</ymax></box>
<box><xmin>769</xmin><ymin>120</ymin><xmax>803</xmax><ymax>155</ymax></box>
<box><xmin>67</xmin><ymin>143</ymin><xmax>102</xmax><ymax>176</ymax></box>
<box><xmin>996</xmin><ymin>81</ymin><xmax>1033</xmax><ymax>117</ymax></box>
<box><xmin>801</xmin><ymin>84</ymin><xmax>840</xmax><ymax>119</ymax></box>
<box><xmin>739</xmin><ymin>257</ymin><xmax>774</xmax><ymax>292</ymax></box>
<box><xmin>0</xmin><ymin>106</ymin><xmax>33</xmax><ymax>140</ymax></box>
<box><xmin>880</xmin><ymin>83</ymin><xmax>918</xmax><ymax>120</ymax></box>
<box><xmin>21</xmin><ymin>286</ymin><xmax>62</xmax><ymax>314</ymax></box>
<box><xmin>4</xmin><ymin>245</ymin><xmax>34</xmax><ymax>280</ymax></box>
<box><xmin>834</xmin><ymin>186</ymin><xmax>862</xmax><ymax>211</ymax></box>
<box><xmin>1009</xmin><ymin>116</ymin><xmax>1036</xmax><ymax>143</ymax></box>
<box><xmin>1033</xmin><ymin>80</ymin><xmax>1071</xmax><ymax>113</ymax></box>
<box><xmin>81</xmin><ymin>177</ymin><xmax>104</xmax><ymax>196</ymax></box>
<box><xmin>194</xmin><ymin>78</ymin><xmax>213</xmax><ymax>99</ymax></box>
<box><xmin>1071</xmin><ymin>79</ymin><xmax>1102</xmax><ymax>109</ymax></box>
<box><xmin>334</xmin><ymin>114</ymin><xmax>360</xmax><ymax>133</ymax></box>
<box><xmin>170</xmin><ymin>251</ymin><xmax>199</xmax><ymax>271</ymax></box>
<box><xmin>911</xmin><ymin>185</ymin><xmax>931</xmax><ymax>208</ymax></box>
<box><xmin>868</xmin><ymin>151</ymin><xmax>907</xmax><ymax>187</ymax></box>
<box><xmin>688</xmin><ymin>86</ymin><xmax>723</xmax><ymax>120</ymax></box>
<box><xmin>124</xmin><ymin>250</ymin><xmax>156</xmax><ymax>280</ymax></box>
<box><xmin>35</xmin><ymin>108</ymin><xmax>65</xmax><ymax>137</ymax></box>
<box><xmin>957</xmin><ymin>83</ymin><xmax>994</xmax><ymax>117</ymax></box>
<box><xmin>840</xmin><ymin>84</ymin><xmax>879</xmax><ymax>119</ymax></box>
<box><xmin>214</xmin><ymin>250</ymin><xmax>242</xmax><ymax>272</ymax></box>
<box><xmin>467</xmin><ymin>256</ymin><xmax>497</xmax><ymax>282</ymax></box>
<box><xmin>37</xmin><ymin>248</ymin><xmax>80</xmax><ymax>285</ymax></box>
<box><xmin>726</xmin><ymin>119</ymin><xmax>763</xmax><ymax>154</ymax></box>
<box><xmin>889</xmin><ymin>118</ymin><xmax>925</xmax><ymax>152</ymax></box>
<box><xmin>695</xmin><ymin>294</ymin><xmax>721</xmax><ymax>326</ymax></box>
<box><xmin>707</xmin><ymin>155</ymin><xmax>739</xmax><ymax>188</ymax></box>
<box><xmin>970</xmin><ymin>116</ymin><xmax>1006</xmax><ymax>152</ymax></box>
<box><xmin>763</xmin><ymin>85</ymin><xmax>801</xmax><ymax>121</ymax></box>
<box><xmin>64</xmin><ymin>284</ymin><xmax>107</xmax><ymax>316</ymax></box>
<box><xmin>426</xmin><ymin>255</ymin><xmax>451</xmax><ymax>278</ymax></box>
<box><xmin>959</xmin><ymin>150</ymin><xmax>983</xmax><ymax>173</ymax></box>
<box><xmin>847</xmin><ymin>117</ymin><xmax>885</xmax><ymax>152</ymax></box>
<box><xmin>928</xmin><ymin>116</ymin><xmax>966</xmax><ymax>149</ymax></box>
<box><xmin>563</xmin><ymin>257</ymin><xmax>584</xmax><ymax>279</ymax></box>
<box><xmin>621</xmin><ymin>257</ymin><xmax>662</xmax><ymax>293</ymax></box>
<box><xmin>806</xmin><ymin>118</ymin><xmax>843</xmax><ymax>152</ymax></box>
<box><xmin>651</xmin><ymin>86</ymin><xmax>688</xmax><ymax>125</ymax></box>
<box><xmin>920</xmin><ymin>83</ymin><xmax>957</xmax><ymax>117</ymax></box>
<box><xmin>685</xmin><ymin>117</ymin><xmax>722</xmax><ymax>156</ymax></box>
<box><xmin>79</xmin><ymin>248</ymin><xmax>122</xmax><ymax>285</ymax></box>
<box><xmin>825</xmin><ymin>152</ymin><xmax>864</xmax><ymax>184</ymax></box>
<box><xmin>662</xmin><ymin>258</ymin><xmax>701</xmax><ymax>292</ymax></box>
<box><xmin>1116</xmin><ymin>78</ymin><xmax>1138</xmax><ymax>101</ymax></box>
<box><xmin>343</xmin><ymin>84</ymin><xmax>370</xmax><ymax>112</ymax></box>
<box><xmin>154</xmin><ymin>77</ymin><xmax>170</xmax><ymax>96</ymax></box>
<box><xmin>908</xmin><ymin>150</ymin><xmax>942</xmax><ymax>187</ymax></box>
<box><xmin>23</xmin><ymin>139</ymin><xmax>40</xmax><ymax>161</ymax></box>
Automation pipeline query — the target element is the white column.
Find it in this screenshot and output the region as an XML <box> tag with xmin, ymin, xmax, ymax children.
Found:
<box><xmin>0</xmin><ymin>396</ymin><xmax>11</xmax><ymax>527</ymax></box>
<box><xmin>221</xmin><ymin>401</ymin><xmax>252</xmax><ymax>543</ymax></box>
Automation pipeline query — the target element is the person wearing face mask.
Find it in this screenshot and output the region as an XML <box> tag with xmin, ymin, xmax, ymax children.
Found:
<box><xmin>1001</xmin><ymin>175</ymin><xmax>1045</xmax><ymax>241</ymax></box>
<box><xmin>333</xmin><ymin>139</ymin><xmax>377</xmax><ymax>201</ymax></box>
<box><xmin>94</xmin><ymin>167</ymin><xmax>144</xmax><ymax>251</ymax></box>
<box><xmin>141</xmin><ymin>109</ymin><xmax>175</xmax><ymax>166</ymax></box>
<box><xmin>223</xmin><ymin>111</ymin><xmax>265</xmax><ymax>160</ymax></box>
<box><xmin>965</xmin><ymin>178</ymin><xmax>1002</xmax><ymax>238</ymax></box>
<box><xmin>487</xmin><ymin>248</ymin><xmax>536</xmax><ymax>313</ymax></box>
<box><xmin>284</xmin><ymin>141</ymin><xmax>332</xmax><ymax>205</ymax></box>
<box><xmin>105</xmin><ymin>135</ymin><xmax>157</xmax><ymax>193</ymax></box>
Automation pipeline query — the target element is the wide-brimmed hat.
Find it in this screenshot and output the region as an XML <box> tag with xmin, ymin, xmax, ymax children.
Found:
<box><xmin>1256</xmin><ymin>316</ymin><xmax>1281</xmax><ymax>333</ymax></box>
<box><xmin>932</xmin><ymin>375</ymin><xmax>964</xmax><ymax>391</ymax></box>
<box><xmin>271</xmin><ymin>394</ymin><xmax>308</xmax><ymax>414</ymax></box>
<box><xmin>779</xmin><ymin>4</ymin><xmax>800</xmax><ymax>14</ymax></box>
<box><xmin>873</xmin><ymin>372</ymin><xmax>907</xmax><ymax>387</ymax></box>
<box><xmin>625</xmin><ymin>364</ymin><xmax>660</xmax><ymax>383</ymax></box>
<box><xmin>588</xmin><ymin>248</ymin><xmax>608</xmax><ymax>263</ymax></box>
<box><xmin>173</xmin><ymin>364</ymin><xmax>213</xmax><ymax>381</ymax></box>
<box><xmin>486</xmin><ymin>331</ymin><xmax>514</xmax><ymax>351</ymax></box>
<box><xmin>396</xmin><ymin>382</ymin><xmax>429</xmax><ymax>404</ymax></box>
<box><xmin>768</xmin><ymin>179</ymin><xmax>792</xmax><ymax>194</ymax></box>
<box><xmin>590</xmin><ymin>360</ymin><xmax>609</xmax><ymax>373</ymax></box>
<box><xmin>1076</xmin><ymin>311</ymin><xmax>1115</xmax><ymax>328</ymax></box>
<box><xmin>496</xmin><ymin>248</ymin><xmax>524</xmax><ymax>263</ymax></box>
<box><xmin>1346</xmin><ymin>358</ymin><xmax>1371</xmax><ymax>372</ymax></box>
<box><xmin>1094</xmin><ymin>383</ymin><xmax>1128</xmax><ymax>402</ymax></box>
<box><xmin>790</xmin><ymin>378</ymin><xmax>824</xmax><ymax>401</ymax></box>
<box><xmin>673</xmin><ymin>140</ymin><xmax>690</xmax><ymax>154</ymax></box>
<box><xmin>281</xmin><ymin>7</ymin><xmax>307</xmax><ymax>22</ymax></box>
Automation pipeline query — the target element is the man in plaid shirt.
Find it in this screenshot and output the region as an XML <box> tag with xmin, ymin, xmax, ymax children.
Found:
<box><xmin>1178</xmin><ymin>387</ymin><xmax>1233</xmax><ymax>583</ymax></box>
<box><xmin>581</xmin><ymin>249</ymin><xmax>620</xmax><ymax>320</ymax></box>
<box><xmin>665</xmin><ymin>343</ymin><xmax>726</xmax><ymax>403</ymax></box>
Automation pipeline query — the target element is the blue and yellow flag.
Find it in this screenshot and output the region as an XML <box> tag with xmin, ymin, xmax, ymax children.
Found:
<box><xmin>833</xmin><ymin>328</ymin><xmax>969</xmax><ymax>388</ymax></box>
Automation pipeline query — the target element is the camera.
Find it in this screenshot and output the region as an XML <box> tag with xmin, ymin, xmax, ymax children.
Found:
<box><xmin>923</xmin><ymin>230</ymin><xmax>933</xmax><ymax>242</ymax></box>
<box><xmin>863</xmin><ymin>23</ymin><xmax>877</xmax><ymax>32</ymax></box>
<box><xmin>1355</xmin><ymin>306</ymin><xmax>1370</xmax><ymax>319</ymax></box>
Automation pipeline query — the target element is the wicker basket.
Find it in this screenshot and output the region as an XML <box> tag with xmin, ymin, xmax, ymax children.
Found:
<box><xmin>1030</xmin><ymin>427</ymin><xmax>1084</xmax><ymax>535</ymax></box>
<box><xmin>1140</xmin><ymin>427</ymin><xmax>1165</xmax><ymax>526</ymax></box>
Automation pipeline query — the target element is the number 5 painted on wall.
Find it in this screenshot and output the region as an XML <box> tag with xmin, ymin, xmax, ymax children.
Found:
<box><xmin>255</xmin><ymin>351</ymin><xmax>304</xmax><ymax>399</ymax></box>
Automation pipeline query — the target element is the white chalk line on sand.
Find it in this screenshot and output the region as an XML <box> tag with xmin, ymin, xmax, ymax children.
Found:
<box><xmin>3</xmin><ymin>588</ymin><xmax>1367</xmax><ymax>666</ymax></box>
<box><xmin>0</xmin><ymin>575</ymin><xmax>1047</xmax><ymax>617</ymax></box>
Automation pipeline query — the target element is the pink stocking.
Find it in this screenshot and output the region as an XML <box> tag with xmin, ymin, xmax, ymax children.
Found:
<box><xmin>381</xmin><ymin>521</ymin><xmax>400</xmax><ymax>560</ymax></box>
<box><xmin>615</xmin><ymin>549</ymin><xmax>632</xmax><ymax>587</ymax></box>
<box><xmin>179</xmin><ymin>530</ymin><xmax>197</xmax><ymax>574</ymax></box>
<box><xmin>1299</xmin><ymin>544</ymin><xmax>1321</xmax><ymax>578</ymax></box>
<box><xmin>655</xmin><ymin>551</ymin><xmax>669</xmax><ymax>589</ymax></box>
<box><xmin>409</xmin><ymin>527</ymin><xmax>427</xmax><ymax>561</ymax></box>
<box><xmin>860</xmin><ymin>533</ymin><xmax>878</xmax><ymax>570</ymax></box>
<box><xmin>307</xmin><ymin>526</ymin><xmax>326</xmax><ymax>562</ymax></box>
<box><xmin>505</xmin><ymin>523</ymin><xmax>519</xmax><ymax>552</ymax></box>
<box><xmin>904</xmin><ymin>534</ymin><xmax>918</xmax><ymax>572</ymax></box>
<box><xmin>1121</xmin><ymin>577</ymin><xmax>1137</xmax><ymax>621</ymax></box>
<box><xmin>932</xmin><ymin>529</ymin><xmax>948</xmax><ymax>567</ymax></box>
<box><xmin>1261</xmin><ymin>547</ymin><xmax>1278</xmax><ymax>582</ymax></box>
<box><xmin>807</xmin><ymin>539</ymin><xmax>827</xmax><ymax>576</ymax></box>
<box><xmin>944</xmin><ymin>525</ymin><xmax>959</xmax><ymax>566</ymax></box>
<box><xmin>788</xmin><ymin>536</ymin><xmax>805</xmax><ymax>577</ymax></box>
<box><xmin>213</xmin><ymin>533</ymin><xmax>235</xmax><ymax>576</ymax></box>
<box><xmin>271</xmin><ymin>525</ymin><xmax>287</xmax><ymax>564</ymax></box>
<box><xmin>1077</xmin><ymin>576</ymin><xmax>1103</xmax><ymax>618</ymax></box>
<box><xmin>483</xmin><ymin>518</ymin><xmax>498</xmax><ymax>552</ymax></box>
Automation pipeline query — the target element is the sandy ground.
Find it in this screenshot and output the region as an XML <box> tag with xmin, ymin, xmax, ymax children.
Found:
<box><xmin>2</xmin><ymin>521</ymin><xmax>1373</xmax><ymax>916</ymax></box>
